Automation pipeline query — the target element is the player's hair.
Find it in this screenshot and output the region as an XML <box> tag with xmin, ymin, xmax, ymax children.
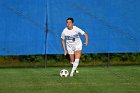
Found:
<box><xmin>66</xmin><ymin>18</ymin><xmax>74</xmax><ymax>23</ymax></box>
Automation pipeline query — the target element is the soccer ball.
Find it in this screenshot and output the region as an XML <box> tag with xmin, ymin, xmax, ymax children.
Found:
<box><xmin>60</xmin><ymin>69</ymin><xmax>69</xmax><ymax>77</ymax></box>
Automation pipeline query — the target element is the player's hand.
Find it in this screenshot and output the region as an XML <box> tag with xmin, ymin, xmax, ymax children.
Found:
<box><xmin>84</xmin><ymin>42</ymin><xmax>88</xmax><ymax>46</ymax></box>
<box><xmin>64</xmin><ymin>50</ymin><xmax>67</xmax><ymax>56</ymax></box>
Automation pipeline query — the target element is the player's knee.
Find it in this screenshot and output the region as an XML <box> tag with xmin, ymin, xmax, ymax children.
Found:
<box><xmin>75</xmin><ymin>51</ymin><xmax>82</xmax><ymax>59</ymax></box>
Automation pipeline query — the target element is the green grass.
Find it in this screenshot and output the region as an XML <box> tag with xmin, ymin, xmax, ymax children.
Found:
<box><xmin>0</xmin><ymin>66</ymin><xmax>140</xmax><ymax>93</ymax></box>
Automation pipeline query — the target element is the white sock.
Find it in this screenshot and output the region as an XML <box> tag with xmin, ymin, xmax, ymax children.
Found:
<box><xmin>74</xmin><ymin>59</ymin><xmax>79</xmax><ymax>68</ymax></box>
<box><xmin>70</xmin><ymin>59</ymin><xmax>79</xmax><ymax>74</ymax></box>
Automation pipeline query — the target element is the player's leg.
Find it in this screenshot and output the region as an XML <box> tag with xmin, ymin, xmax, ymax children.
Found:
<box><xmin>67</xmin><ymin>45</ymin><xmax>75</xmax><ymax>65</ymax></box>
<box><xmin>70</xmin><ymin>50</ymin><xmax>81</xmax><ymax>77</ymax></box>
<box><xmin>74</xmin><ymin>50</ymin><xmax>81</xmax><ymax>73</ymax></box>
<box><xmin>69</xmin><ymin>54</ymin><xmax>75</xmax><ymax>65</ymax></box>
<box><xmin>75</xmin><ymin>50</ymin><xmax>82</xmax><ymax>59</ymax></box>
<box><xmin>68</xmin><ymin>51</ymin><xmax>76</xmax><ymax>77</ymax></box>
<box><xmin>74</xmin><ymin>44</ymin><xmax>82</xmax><ymax>73</ymax></box>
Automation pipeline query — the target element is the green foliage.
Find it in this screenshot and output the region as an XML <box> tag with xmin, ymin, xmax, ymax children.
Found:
<box><xmin>0</xmin><ymin>53</ymin><xmax>140</xmax><ymax>67</ymax></box>
<box><xmin>18</xmin><ymin>56</ymin><xmax>44</xmax><ymax>63</ymax></box>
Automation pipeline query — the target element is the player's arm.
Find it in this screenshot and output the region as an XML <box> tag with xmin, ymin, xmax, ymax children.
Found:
<box><xmin>61</xmin><ymin>39</ymin><xmax>67</xmax><ymax>55</ymax></box>
<box><xmin>61</xmin><ymin>31</ymin><xmax>67</xmax><ymax>55</ymax></box>
<box><xmin>76</xmin><ymin>26</ymin><xmax>88</xmax><ymax>46</ymax></box>
<box><xmin>83</xmin><ymin>33</ymin><xmax>88</xmax><ymax>46</ymax></box>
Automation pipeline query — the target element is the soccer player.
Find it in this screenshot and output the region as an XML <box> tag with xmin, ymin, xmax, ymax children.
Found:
<box><xmin>61</xmin><ymin>18</ymin><xmax>88</xmax><ymax>77</ymax></box>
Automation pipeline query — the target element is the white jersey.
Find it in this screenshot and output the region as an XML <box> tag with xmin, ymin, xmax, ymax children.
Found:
<box><xmin>61</xmin><ymin>26</ymin><xmax>85</xmax><ymax>46</ymax></box>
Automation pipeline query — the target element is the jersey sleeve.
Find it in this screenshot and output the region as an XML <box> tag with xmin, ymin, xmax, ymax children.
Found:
<box><xmin>76</xmin><ymin>26</ymin><xmax>85</xmax><ymax>35</ymax></box>
<box><xmin>61</xmin><ymin>31</ymin><xmax>65</xmax><ymax>40</ymax></box>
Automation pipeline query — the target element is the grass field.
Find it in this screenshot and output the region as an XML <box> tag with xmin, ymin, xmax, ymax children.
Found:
<box><xmin>0</xmin><ymin>66</ymin><xmax>140</xmax><ymax>93</ymax></box>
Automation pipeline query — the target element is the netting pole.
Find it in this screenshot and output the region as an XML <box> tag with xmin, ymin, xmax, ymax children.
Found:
<box><xmin>44</xmin><ymin>23</ymin><xmax>48</xmax><ymax>68</ymax></box>
<box><xmin>107</xmin><ymin>53</ymin><xmax>110</xmax><ymax>68</ymax></box>
<box><xmin>44</xmin><ymin>32</ymin><xmax>47</xmax><ymax>69</ymax></box>
<box><xmin>44</xmin><ymin>0</ymin><xmax>48</xmax><ymax>69</ymax></box>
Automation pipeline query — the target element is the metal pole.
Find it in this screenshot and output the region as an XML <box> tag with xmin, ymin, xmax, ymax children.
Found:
<box><xmin>44</xmin><ymin>0</ymin><xmax>48</xmax><ymax>68</ymax></box>
<box><xmin>107</xmin><ymin>53</ymin><xmax>110</xmax><ymax>68</ymax></box>
<box><xmin>44</xmin><ymin>25</ymin><xmax>48</xmax><ymax>68</ymax></box>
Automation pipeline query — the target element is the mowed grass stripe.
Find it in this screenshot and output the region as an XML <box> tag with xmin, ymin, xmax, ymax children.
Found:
<box><xmin>0</xmin><ymin>66</ymin><xmax>139</xmax><ymax>93</ymax></box>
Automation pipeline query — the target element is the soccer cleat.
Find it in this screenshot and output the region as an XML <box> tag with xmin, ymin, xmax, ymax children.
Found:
<box><xmin>75</xmin><ymin>69</ymin><xmax>79</xmax><ymax>73</ymax></box>
<box><xmin>75</xmin><ymin>70</ymin><xmax>79</xmax><ymax>73</ymax></box>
